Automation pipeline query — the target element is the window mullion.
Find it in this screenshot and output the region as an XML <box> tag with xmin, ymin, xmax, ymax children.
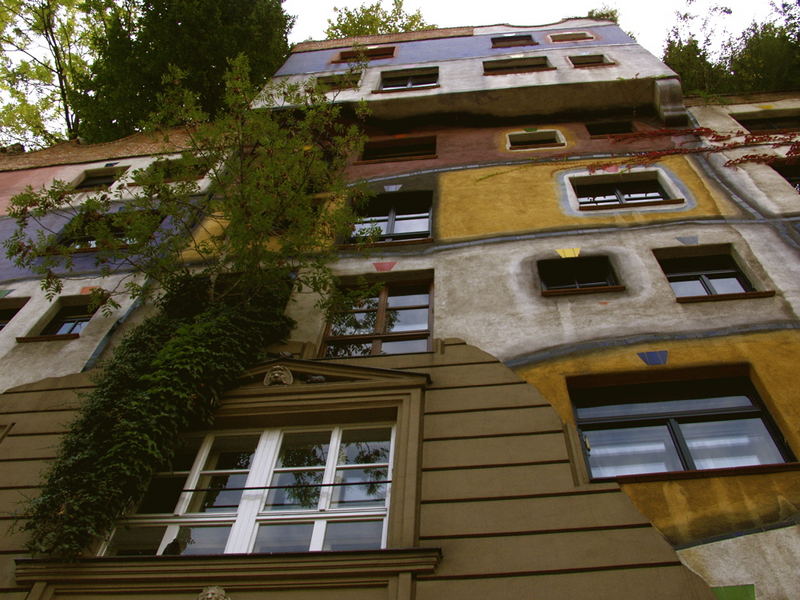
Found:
<box><xmin>668</xmin><ymin>418</ymin><xmax>696</xmax><ymax>470</ymax></box>
<box><xmin>173</xmin><ymin>434</ymin><xmax>214</xmax><ymax>515</ymax></box>
<box><xmin>318</xmin><ymin>428</ymin><xmax>342</xmax><ymax>511</ymax></box>
<box><xmin>386</xmin><ymin>207</ymin><xmax>397</xmax><ymax>237</ymax></box>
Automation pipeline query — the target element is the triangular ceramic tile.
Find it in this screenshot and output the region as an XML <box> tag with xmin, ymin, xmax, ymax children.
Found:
<box><xmin>555</xmin><ymin>248</ymin><xmax>580</xmax><ymax>258</ymax></box>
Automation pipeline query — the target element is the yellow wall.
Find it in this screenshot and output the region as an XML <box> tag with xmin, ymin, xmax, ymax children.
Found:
<box><xmin>436</xmin><ymin>156</ymin><xmax>739</xmax><ymax>241</ymax></box>
<box><xmin>515</xmin><ymin>330</ymin><xmax>800</xmax><ymax>545</ymax></box>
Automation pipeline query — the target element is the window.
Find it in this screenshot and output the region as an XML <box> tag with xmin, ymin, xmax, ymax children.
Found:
<box><xmin>379</xmin><ymin>68</ymin><xmax>438</xmax><ymax>91</ymax></box>
<box><xmin>735</xmin><ymin>114</ymin><xmax>800</xmax><ymax>133</ymax></box>
<box><xmin>569</xmin><ymin>54</ymin><xmax>612</xmax><ymax>67</ymax></box>
<box><xmin>334</xmin><ymin>46</ymin><xmax>394</xmax><ymax>63</ymax></box>
<box><xmin>538</xmin><ymin>256</ymin><xmax>624</xmax><ymax>296</ymax></box>
<box><xmin>39</xmin><ymin>301</ymin><xmax>97</xmax><ymax>336</ymax></box>
<box><xmin>59</xmin><ymin>213</ymin><xmax>130</xmax><ymax>251</ymax></box>
<box><xmin>324</xmin><ymin>281</ymin><xmax>432</xmax><ymax>357</ymax></box>
<box><xmin>483</xmin><ymin>56</ymin><xmax>553</xmax><ymax>75</ymax></box>
<box><xmin>491</xmin><ymin>34</ymin><xmax>536</xmax><ymax>48</ymax></box>
<box><xmin>352</xmin><ymin>192</ymin><xmax>431</xmax><ymax>242</ymax></box>
<box><xmin>586</xmin><ymin>121</ymin><xmax>634</xmax><ymax>136</ymax></box>
<box><xmin>142</xmin><ymin>156</ymin><xmax>206</xmax><ymax>183</ymax></box>
<box><xmin>571</xmin><ymin>373</ymin><xmax>792</xmax><ymax>479</ymax></box>
<box><xmin>570</xmin><ymin>173</ymin><xmax>681</xmax><ymax>211</ymax></box>
<box><xmin>317</xmin><ymin>72</ymin><xmax>362</xmax><ymax>92</ymax></box>
<box><xmin>72</xmin><ymin>167</ymin><xmax>127</xmax><ymax>192</ymax></box>
<box><xmin>550</xmin><ymin>31</ymin><xmax>593</xmax><ymax>42</ymax></box>
<box><xmin>0</xmin><ymin>298</ymin><xmax>27</xmax><ymax>331</ymax></box>
<box><xmin>360</xmin><ymin>136</ymin><xmax>436</xmax><ymax>162</ymax></box>
<box><xmin>771</xmin><ymin>162</ymin><xmax>800</xmax><ymax>192</ymax></box>
<box><xmin>0</xmin><ymin>307</ymin><xmax>21</xmax><ymax>331</ymax></box>
<box><xmin>655</xmin><ymin>252</ymin><xmax>774</xmax><ymax>302</ymax></box>
<box><xmin>106</xmin><ymin>425</ymin><xmax>394</xmax><ymax>556</ymax></box>
<box><xmin>507</xmin><ymin>130</ymin><xmax>565</xmax><ymax>150</ymax></box>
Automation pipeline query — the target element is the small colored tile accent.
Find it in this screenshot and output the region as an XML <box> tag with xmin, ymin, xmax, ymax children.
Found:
<box><xmin>0</xmin><ymin>289</ymin><xmax>13</xmax><ymax>298</ymax></box>
<box><xmin>711</xmin><ymin>584</ymin><xmax>755</xmax><ymax>600</ymax></box>
<box><xmin>637</xmin><ymin>350</ymin><xmax>668</xmax><ymax>365</ymax></box>
<box><xmin>372</xmin><ymin>262</ymin><xmax>397</xmax><ymax>272</ymax></box>
<box><xmin>676</xmin><ymin>236</ymin><xmax>699</xmax><ymax>245</ymax></box>
<box><xmin>555</xmin><ymin>248</ymin><xmax>580</xmax><ymax>258</ymax></box>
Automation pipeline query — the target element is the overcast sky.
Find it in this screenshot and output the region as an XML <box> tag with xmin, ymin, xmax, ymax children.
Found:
<box><xmin>282</xmin><ymin>0</ymin><xmax>779</xmax><ymax>58</ymax></box>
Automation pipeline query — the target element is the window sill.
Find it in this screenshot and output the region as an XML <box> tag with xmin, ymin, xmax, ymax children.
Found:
<box><xmin>17</xmin><ymin>333</ymin><xmax>80</xmax><ymax>343</ymax></box>
<box><xmin>509</xmin><ymin>143</ymin><xmax>566</xmax><ymax>151</ymax></box>
<box><xmin>483</xmin><ymin>67</ymin><xmax>556</xmax><ymax>76</ymax></box>
<box><xmin>593</xmin><ymin>461</ymin><xmax>800</xmax><ymax>484</ymax></box>
<box><xmin>354</xmin><ymin>154</ymin><xmax>438</xmax><ymax>165</ymax></box>
<box><xmin>578</xmin><ymin>197</ymin><xmax>684</xmax><ymax>211</ymax></box>
<box><xmin>542</xmin><ymin>285</ymin><xmax>626</xmax><ymax>297</ymax></box>
<box><xmin>571</xmin><ymin>62</ymin><xmax>616</xmax><ymax>69</ymax></box>
<box><xmin>341</xmin><ymin>236</ymin><xmax>433</xmax><ymax>249</ymax></box>
<box><xmin>675</xmin><ymin>290</ymin><xmax>776</xmax><ymax>303</ymax></box>
<box><xmin>372</xmin><ymin>84</ymin><xmax>440</xmax><ymax>94</ymax></box>
<box><xmin>16</xmin><ymin>547</ymin><xmax>442</xmax><ymax>588</ymax></box>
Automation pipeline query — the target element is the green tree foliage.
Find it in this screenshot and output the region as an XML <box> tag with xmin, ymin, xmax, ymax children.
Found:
<box><xmin>74</xmin><ymin>0</ymin><xmax>293</xmax><ymax>143</ymax></box>
<box><xmin>325</xmin><ymin>0</ymin><xmax>435</xmax><ymax>39</ymax></box>
<box><xmin>6</xmin><ymin>57</ymin><xmax>366</xmax><ymax>557</ymax></box>
<box><xmin>587</xmin><ymin>6</ymin><xmax>619</xmax><ymax>23</ymax></box>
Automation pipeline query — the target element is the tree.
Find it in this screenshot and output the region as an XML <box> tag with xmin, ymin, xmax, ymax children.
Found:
<box><xmin>325</xmin><ymin>0</ymin><xmax>434</xmax><ymax>39</ymax></box>
<box><xmin>74</xmin><ymin>0</ymin><xmax>293</xmax><ymax>143</ymax></box>
<box><xmin>587</xmin><ymin>6</ymin><xmax>619</xmax><ymax>23</ymax></box>
<box><xmin>5</xmin><ymin>57</ymin><xmax>367</xmax><ymax>558</ymax></box>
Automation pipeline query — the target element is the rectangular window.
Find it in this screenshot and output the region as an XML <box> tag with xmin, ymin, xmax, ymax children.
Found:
<box><xmin>334</xmin><ymin>46</ymin><xmax>394</xmax><ymax>63</ymax></box>
<box><xmin>538</xmin><ymin>256</ymin><xmax>624</xmax><ymax>296</ymax></box>
<box><xmin>379</xmin><ymin>68</ymin><xmax>438</xmax><ymax>91</ymax></box>
<box><xmin>106</xmin><ymin>425</ymin><xmax>394</xmax><ymax>556</ymax></box>
<box><xmin>142</xmin><ymin>156</ymin><xmax>206</xmax><ymax>183</ymax></box>
<box><xmin>569</xmin><ymin>54</ymin><xmax>612</xmax><ymax>67</ymax></box>
<box><xmin>317</xmin><ymin>72</ymin><xmax>362</xmax><ymax>92</ymax></box>
<box><xmin>571</xmin><ymin>374</ymin><xmax>791</xmax><ymax>479</ymax></box>
<box><xmin>772</xmin><ymin>162</ymin><xmax>800</xmax><ymax>192</ymax></box>
<box><xmin>324</xmin><ymin>280</ymin><xmax>432</xmax><ymax>358</ymax></box>
<box><xmin>352</xmin><ymin>192</ymin><xmax>432</xmax><ymax>242</ymax></box>
<box><xmin>40</xmin><ymin>302</ymin><xmax>97</xmax><ymax>336</ymax></box>
<box><xmin>586</xmin><ymin>121</ymin><xmax>633</xmax><ymax>136</ymax></box>
<box><xmin>656</xmin><ymin>253</ymin><xmax>757</xmax><ymax>299</ymax></box>
<box><xmin>483</xmin><ymin>56</ymin><xmax>552</xmax><ymax>75</ymax></box>
<box><xmin>0</xmin><ymin>298</ymin><xmax>27</xmax><ymax>331</ymax></box>
<box><xmin>571</xmin><ymin>174</ymin><xmax>679</xmax><ymax>210</ymax></box>
<box><xmin>550</xmin><ymin>31</ymin><xmax>593</xmax><ymax>42</ymax></box>
<box><xmin>491</xmin><ymin>34</ymin><xmax>536</xmax><ymax>48</ymax></box>
<box><xmin>735</xmin><ymin>114</ymin><xmax>800</xmax><ymax>133</ymax></box>
<box><xmin>360</xmin><ymin>136</ymin><xmax>436</xmax><ymax>162</ymax></box>
<box><xmin>508</xmin><ymin>130</ymin><xmax>565</xmax><ymax>150</ymax></box>
<box><xmin>72</xmin><ymin>167</ymin><xmax>127</xmax><ymax>192</ymax></box>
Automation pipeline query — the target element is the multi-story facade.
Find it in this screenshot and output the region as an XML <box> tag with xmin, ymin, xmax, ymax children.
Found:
<box><xmin>1</xmin><ymin>17</ymin><xmax>798</xmax><ymax>600</ymax></box>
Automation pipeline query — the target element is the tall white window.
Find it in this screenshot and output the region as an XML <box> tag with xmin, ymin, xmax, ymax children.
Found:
<box><xmin>105</xmin><ymin>425</ymin><xmax>394</xmax><ymax>556</ymax></box>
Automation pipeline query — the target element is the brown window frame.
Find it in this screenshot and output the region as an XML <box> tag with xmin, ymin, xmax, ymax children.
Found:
<box><xmin>358</xmin><ymin>136</ymin><xmax>437</xmax><ymax>163</ymax></box>
<box><xmin>538</xmin><ymin>256</ymin><xmax>625</xmax><ymax>296</ymax></box>
<box><xmin>483</xmin><ymin>56</ymin><xmax>553</xmax><ymax>75</ymax></box>
<box><xmin>569</xmin><ymin>54</ymin><xmax>613</xmax><ymax>68</ymax></box>
<box><xmin>71</xmin><ymin>166</ymin><xmax>128</xmax><ymax>193</ymax></box>
<box><xmin>333</xmin><ymin>46</ymin><xmax>395</xmax><ymax>63</ymax></box>
<box><xmin>550</xmin><ymin>31</ymin><xmax>594</xmax><ymax>42</ymax></box>
<box><xmin>491</xmin><ymin>34</ymin><xmax>537</xmax><ymax>48</ymax></box>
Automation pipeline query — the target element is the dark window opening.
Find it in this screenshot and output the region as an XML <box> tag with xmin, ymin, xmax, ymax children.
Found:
<box><xmin>380</xmin><ymin>69</ymin><xmax>438</xmax><ymax>91</ymax></box>
<box><xmin>657</xmin><ymin>254</ymin><xmax>754</xmax><ymax>298</ymax></box>
<box><xmin>360</xmin><ymin>137</ymin><xmax>436</xmax><ymax>162</ymax></box>
<box><xmin>324</xmin><ymin>281</ymin><xmax>432</xmax><ymax>358</ymax></box>
<box><xmin>586</xmin><ymin>121</ymin><xmax>634</xmax><ymax>136</ymax></box>
<box><xmin>538</xmin><ymin>256</ymin><xmax>622</xmax><ymax>295</ymax></box>
<box><xmin>0</xmin><ymin>301</ymin><xmax>26</xmax><ymax>331</ymax></box>
<box><xmin>571</xmin><ymin>374</ymin><xmax>792</xmax><ymax>479</ymax></box>
<box><xmin>40</xmin><ymin>303</ymin><xmax>97</xmax><ymax>336</ymax></box>
<box><xmin>72</xmin><ymin>167</ymin><xmax>127</xmax><ymax>192</ymax></box>
<box><xmin>317</xmin><ymin>72</ymin><xmax>362</xmax><ymax>91</ymax></box>
<box><xmin>736</xmin><ymin>115</ymin><xmax>800</xmax><ymax>133</ymax></box>
<box><xmin>569</xmin><ymin>54</ymin><xmax>610</xmax><ymax>67</ymax></box>
<box><xmin>508</xmin><ymin>130</ymin><xmax>564</xmax><ymax>149</ymax></box>
<box><xmin>483</xmin><ymin>56</ymin><xmax>552</xmax><ymax>75</ymax></box>
<box><xmin>352</xmin><ymin>192</ymin><xmax>432</xmax><ymax>242</ymax></box>
<box><xmin>772</xmin><ymin>162</ymin><xmax>800</xmax><ymax>192</ymax></box>
<box><xmin>572</xmin><ymin>176</ymin><xmax>674</xmax><ymax>210</ymax></box>
<box><xmin>551</xmin><ymin>31</ymin><xmax>593</xmax><ymax>42</ymax></box>
<box><xmin>491</xmin><ymin>34</ymin><xmax>536</xmax><ymax>48</ymax></box>
<box><xmin>335</xmin><ymin>46</ymin><xmax>394</xmax><ymax>63</ymax></box>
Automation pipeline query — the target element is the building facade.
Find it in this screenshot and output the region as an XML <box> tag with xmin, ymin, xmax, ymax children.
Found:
<box><xmin>0</xmin><ymin>18</ymin><xmax>798</xmax><ymax>600</ymax></box>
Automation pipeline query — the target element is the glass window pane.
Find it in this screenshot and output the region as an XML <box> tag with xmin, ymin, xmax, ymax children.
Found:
<box><xmin>392</xmin><ymin>217</ymin><xmax>429</xmax><ymax>234</ymax></box>
<box><xmin>681</xmin><ymin>419</ymin><xmax>785</xmax><ymax>469</ymax></box>
<box><xmin>136</xmin><ymin>475</ymin><xmax>186</xmax><ymax>513</ymax></box>
<box><xmin>189</xmin><ymin>473</ymin><xmax>248</xmax><ymax>513</ymax></box>
<box><xmin>252</xmin><ymin>523</ymin><xmax>314</xmax><ymax>553</ymax></box>
<box><xmin>584</xmin><ymin>426</ymin><xmax>683</xmax><ymax>477</ymax></box>
<box><xmin>670</xmin><ymin>279</ymin><xmax>707</xmax><ymax>297</ymax></box>
<box><xmin>265</xmin><ymin>470</ymin><xmax>323</xmax><ymax>510</ymax></box>
<box><xmin>709</xmin><ymin>276</ymin><xmax>747</xmax><ymax>295</ymax></box>
<box><xmin>379</xmin><ymin>338</ymin><xmax>428</xmax><ymax>354</ymax></box>
<box><xmin>322</xmin><ymin>520</ymin><xmax>383</xmax><ymax>551</ymax></box>
<box><xmin>325</xmin><ymin>341</ymin><xmax>374</xmax><ymax>357</ymax></box>
<box><xmin>329</xmin><ymin>311</ymin><xmax>377</xmax><ymax>336</ymax></box>
<box><xmin>161</xmin><ymin>525</ymin><xmax>231</xmax><ymax>556</ymax></box>
<box><xmin>277</xmin><ymin>431</ymin><xmax>331</xmax><ymax>467</ymax></box>
<box><xmin>203</xmin><ymin>435</ymin><xmax>259</xmax><ymax>470</ymax></box>
<box><xmin>106</xmin><ymin>525</ymin><xmax>167</xmax><ymax>556</ymax></box>
<box><xmin>339</xmin><ymin>428</ymin><xmax>392</xmax><ymax>464</ymax></box>
<box><xmin>387</xmin><ymin>291</ymin><xmax>429</xmax><ymax>307</ymax></box>
<box><xmin>331</xmin><ymin>467</ymin><xmax>388</xmax><ymax>508</ymax></box>
<box><xmin>576</xmin><ymin>395</ymin><xmax>753</xmax><ymax>420</ymax></box>
<box><xmin>386</xmin><ymin>308</ymin><xmax>428</xmax><ymax>332</ymax></box>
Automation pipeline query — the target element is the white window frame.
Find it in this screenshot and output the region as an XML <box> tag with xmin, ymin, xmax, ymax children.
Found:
<box><xmin>103</xmin><ymin>423</ymin><xmax>396</xmax><ymax>556</ymax></box>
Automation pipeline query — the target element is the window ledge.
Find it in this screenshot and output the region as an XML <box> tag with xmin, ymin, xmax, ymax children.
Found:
<box><xmin>354</xmin><ymin>154</ymin><xmax>437</xmax><ymax>165</ymax></box>
<box><xmin>15</xmin><ymin>547</ymin><xmax>442</xmax><ymax>586</ymax></box>
<box><xmin>372</xmin><ymin>84</ymin><xmax>440</xmax><ymax>94</ymax></box>
<box><xmin>341</xmin><ymin>237</ymin><xmax>433</xmax><ymax>249</ymax></box>
<box><xmin>594</xmin><ymin>461</ymin><xmax>800</xmax><ymax>484</ymax></box>
<box><xmin>676</xmin><ymin>290</ymin><xmax>776</xmax><ymax>303</ymax></box>
<box><xmin>16</xmin><ymin>333</ymin><xmax>80</xmax><ymax>343</ymax></box>
<box><xmin>571</xmin><ymin>62</ymin><xmax>616</xmax><ymax>68</ymax></box>
<box><xmin>578</xmin><ymin>197</ymin><xmax>684</xmax><ymax>211</ymax></box>
<box><xmin>484</xmin><ymin>67</ymin><xmax>557</xmax><ymax>76</ymax></box>
<box><xmin>542</xmin><ymin>285</ymin><xmax>626</xmax><ymax>297</ymax></box>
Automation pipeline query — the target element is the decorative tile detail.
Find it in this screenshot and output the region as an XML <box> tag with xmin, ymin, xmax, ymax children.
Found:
<box><xmin>383</xmin><ymin>184</ymin><xmax>402</xmax><ymax>192</ymax></box>
<box><xmin>0</xmin><ymin>289</ymin><xmax>13</xmax><ymax>299</ymax></box>
<box><xmin>80</xmin><ymin>286</ymin><xmax>100</xmax><ymax>295</ymax></box>
<box><xmin>711</xmin><ymin>584</ymin><xmax>755</xmax><ymax>600</ymax></box>
<box><xmin>555</xmin><ymin>248</ymin><xmax>580</xmax><ymax>258</ymax></box>
<box><xmin>601</xmin><ymin>164</ymin><xmax>619</xmax><ymax>173</ymax></box>
<box><xmin>676</xmin><ymin>236</ymin><xmax>698</xmax><ymax>245</ymax></box>
<box><xmin>637</xmin><ymin>350</ymin><xmax>668</xmax><ymax>366</ymax></box>
<box><xmin>372</xmin><ymin>262</ymin><xmax>397</xmax><ymax>272</ymax></box>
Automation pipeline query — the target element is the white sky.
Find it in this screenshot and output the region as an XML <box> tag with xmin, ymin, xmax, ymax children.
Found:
<box><xmin>283</xmin><ymin>0</ymin><xmax>779</xmax><ymax>58</ymax></box>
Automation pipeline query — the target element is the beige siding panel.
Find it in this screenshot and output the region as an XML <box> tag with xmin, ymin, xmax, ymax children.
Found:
<box><xmin>1</xmin><ymin>411</ymin><xmax>74</xmax><ymax>435</ymax></box>
<box><xmin>425</xmin><ymin>383</ymin><xmax>547</xmax><ymax>413</ymax></box>
<box><xmin>421</xmin><ymin>463</ymin><xmax>576</xmax><ymax>500</ymax></box>
<box><xmin>0</xmin><ymin>460</ymin><xmax>48</xmax><ymax>488</ymax></box>
<box><xmin>0</xmin><ymin>556</ymin><xmax>29</xmax><ymax>590</ymax></box>
<box><xmin>423</xmin><ymin>407</ymin><xmax>562</xmax><ymax>438</ymax></box>
<box><xmin>0</xmin><ymin>390</ymin><xmax>82</xmax><ymax>415</ymax></box>
<box><xmin>419</xmin><ymin>529</ymin><xmax>679</xmax><ymax>577</ymax></box>
<box><xmin>423</xmin><ymin>363</ymin><xmax>523</xmax><ymax>389</ymax></box>
<box><xmin>0</xmin><ymin>518</ymin><xmax>28</xmax><ymax>551</ymax></box>
<box><xmin>0</xmin><ymin>435</ymin><xmax>61</xmax><ymax>460</ymax></box>
<box><xmin>419</xmin><ymin>493</ymin><xmax>650</xmax><ymax>537</ymax></box>
<box><xmin>422</xmin><ymin>433</ymin><xmax>568</xmax><ymax>469</ymax></box>
<box><xmin>416</xmin><ymin>565</ymin><xmax>715</xmax><ymax>600</ymax></box>
<box><xmin>49</xmin><ymin>586</ymin><xmax>387</xmax><ymax>600</ymax></box>
<box><xmin>0</xmin><ymin>487</ymin><xmax>35</xmax><ymax>514</ymax></box>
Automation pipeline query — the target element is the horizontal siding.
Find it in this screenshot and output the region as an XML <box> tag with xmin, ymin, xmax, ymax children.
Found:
<box><xmin>422</xmin><ymin>433</ymin><xmax>568</xmax><ymax>469</ymax></box>
<box><xmin>423</xmin><ymin>406</ymin><xmax>560</xmax><ymax>438</ymax></box>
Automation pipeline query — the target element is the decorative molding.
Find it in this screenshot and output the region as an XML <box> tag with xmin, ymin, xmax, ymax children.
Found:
<box><xmin>263</xmin><ymin>365</ymin><xmax>294</xmax><ymax>386</ymax></box>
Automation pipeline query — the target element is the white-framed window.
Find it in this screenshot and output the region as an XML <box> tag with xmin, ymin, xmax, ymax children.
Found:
<box><xmin>104</xmin><ymin>424</ymin><xmax>395</xmax><ymax>556</ymax></box>
<box><xmin>562</xmin><ymin>168</ymin><xmax>688</xmax><ymax>213</ymax></box>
